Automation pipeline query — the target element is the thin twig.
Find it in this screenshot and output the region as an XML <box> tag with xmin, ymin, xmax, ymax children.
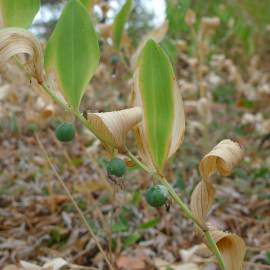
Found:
<box><xmin>35</xmin><ymin>133</ymin><xmax>114</xmax><ymax>270</ymax></box>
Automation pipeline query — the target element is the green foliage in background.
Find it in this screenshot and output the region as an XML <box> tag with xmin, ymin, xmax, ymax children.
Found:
<box><xmin>164</xmin><ymin>0</ymin><xmax>270</xmax><ymax>57</ymax></box>
<box><xmin>165</xmin><ymin>0</ymin><xmax>191</xmax><ymax>34</ymax></box>
<box><xmin>0</xmin><ymin>0</ymin><xmax>40</xmax><ymax>28</ymax></box>
<box><xmin>112</xmin><ymin>0</ymin><xmax>133</xmax><ymax>51</ymax></box>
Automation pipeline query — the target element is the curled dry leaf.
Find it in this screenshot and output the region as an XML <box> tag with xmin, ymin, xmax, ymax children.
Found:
<box><xmin>208</xmin><ymin>228</ymin><xmax>246</xmax><ymax>270</ymax></box>
<box><xmin>87</xmin><ymin>106</ymin><xmax>142</xmax><ymax>150</ymax></box>
<box><xmin>190</xmin><ymin>139</ymin><xmax>246</xmax><ymax>270</ymax></box>
<box><xmin>199</xmin><ymin>139</ymin><xmax>244</xmax><ymax>180</ymax></box>
<box><xmin>0</xmin><ymin>28</ymin><xmax>43</xmax><ymax>83</ymax></box>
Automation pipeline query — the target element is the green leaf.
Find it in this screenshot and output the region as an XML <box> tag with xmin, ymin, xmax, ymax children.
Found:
<box><xmin>175</xmin><ymin>170</ymin><xmax>185</xmax><ymax>191</ymax></box>
<box><xmin>79</xmin><ymin>0</ymin><xmax>93</xmax><ymax>11</ymax></box>
<box><xmin>139</xmin><ymin>40</ymin><xmax>173</xmax><ymax>169</ymax></box>
<box><xmin>139</xmin><ymin>218</ymin><xmax>160</xmax><ymax>229</ymax></box>
<box><xmin>112</xmin><ymin>0</ymin><xmax>133</xmax><ymax>51</ymax></box>
<box><xmin>131</xmin><ymin>190</ymin><xmax>141</xmax><ymax>206</ymax></box>
<box><xmin>166</xmin><ymin>0</ymin><xmax>191</xmax><ymax>34</ymax></box>
<box><xmin>45</xmin><ymin>0</ymin><xmax>100</xmax><ymax>109</ymax></box>
<box><xmin>160</xmin><ymin>37</ymin><xmax>177</xmax><ymax>66</ymax></box>
<box><xmin>123</xmin><ymin>233</ymin><xmax>141</xmax><ymax>248</ymax></box>
<box><xmin>266</xmin><ymin>251</ymin><xmax>270</xmax><ymax>265</ymax></box>
<box><xmin>0</xmin><ymin>0</ymin><xmax>40</xmax><ymax>28</ymax></box>
<box><xmin>112</xmin><ymin>222</ymin><xmax>129</xmax><ymax>233</ymax></box>
<box><xmin>133</xmin><ymin>39</ymin><xmax>185</xmax><ymax>172</ymax></box>
<box><xmin>86</xmin><ymin>217</ymin><xmax>98</xmax><ymax>233</ymax></box>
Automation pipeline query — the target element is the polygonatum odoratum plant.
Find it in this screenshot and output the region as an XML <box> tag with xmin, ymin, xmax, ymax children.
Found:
<box><xmin>0</xmin><ymin>0</ymin><xmax>246</xmax><ymax>269</ymax></box>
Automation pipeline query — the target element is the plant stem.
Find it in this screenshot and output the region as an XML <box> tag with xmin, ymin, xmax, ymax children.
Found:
<box><xmin>205</xmin><ymin>231</ymin><xmax>227</xmax><ymax>270</ymax></box>
<box><xmin>42</xmin><ymin>84</ymin><xmax>226</xmax><ymax>270</ymax></box>
<box><xmin>127</xmin><ymin>150</ymin><xmax>202</xmax><ymax>228</ymax></box>
<box><xmin>125</xmin><ymin>149</ymin><xmax>154</xmax><ymax>175</ymax></box>
<box><xmin>40</xmin><ymin>84</ymin><xmax>225</xmax><ymax>270</ymax></box>
<box><xmin>41</xmin><ymin>83</ymin><xmax>97</xmax><ymax>135</ymax></box>
<box><xmin>36</xmin><ymin>134</ymin><xmax>115</xmax><ymax>270</ymax></box>
<box><xmin>161</xmin><ymin>176</ymin><xmax>226</xmax><ymax>270</ymax></box>
<box><xmin>158</xmin><ymin>176</ymin><xmax>203</xmax><ymax>229</ymax></box>
<box><xmin>126</xmin><ymin>149</ymin><xmax>226</xmax><ymax>270</ymax></box>
<box><xmin>41</xmin><ymin>84</ymin><xmax>69</xmax><ymax>111</ymax></box>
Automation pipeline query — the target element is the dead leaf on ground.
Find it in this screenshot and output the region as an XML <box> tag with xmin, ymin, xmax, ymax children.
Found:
<box><xmin>116</xmin><ymin>255</ymin><xmax>147</xmax><ymax>270</ymax></box>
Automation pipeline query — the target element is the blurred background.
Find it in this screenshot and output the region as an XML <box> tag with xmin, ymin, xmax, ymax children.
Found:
<box><xmin>32</xmin><ymin>0</ymin><xmax>270</xmax><ymax>60</ymax></box>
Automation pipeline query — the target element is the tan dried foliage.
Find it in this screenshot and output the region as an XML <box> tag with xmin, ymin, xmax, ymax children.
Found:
<box><xmin>87</xmin><ymin>106</ymin><xmax>142</xmax><ymax>150</ymax></box>
<box><xmin>201</xmin><ymin>17</ymin><xmax>220</xmax><ymax>37</ymax></box>
<box><xmin>97</xmin><ymin>23</ymin><xmax>112</xmax><ymax>39</ymax></box>
<box><xmin>185</xmin><ymin>9</ymin><xmax>196</xmax><ymax>27</ymax></box>
<box><xmin>190</xmin><ymin>139</ymin><xmax>246</xmax><ymax>270</ymax></box>
<box><xmin>4</xmin><ymin>257</ymin><xmax>92</xmax><ymax>270</ymax></box>
<box><xmin>0</xmin><ymin>28</ymin><xmax>44</xmax><ymax>83</ymax></box>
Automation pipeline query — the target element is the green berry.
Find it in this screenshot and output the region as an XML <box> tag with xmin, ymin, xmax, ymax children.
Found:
<box><xmin>56</xmin><ymin>122</ymin><xmax>76</xmax><ymax>142</ymax></box>
<box><xmin>107</xmin><ymin>158</ymin><xmax>126</xmax><ymax>177</ymax></box>
<box><xmin>110</xmin><ymin>55</ymin><xmax>120</xmax><ymax>65</ymax></box>
<box><xmin>145</xmin><ymin>185</ymin><xmax>169</xmax><ymax>208</ymax></box>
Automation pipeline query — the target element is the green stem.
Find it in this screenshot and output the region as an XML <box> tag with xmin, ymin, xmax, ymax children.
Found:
<box><xmin>42</xmin><ymin>84</ymin><xmax>226</xmax><ymax>270</ymax></box>
<box><xmin>126</xmin><ymin>149</ymin><xmax>154</xmax><ymax>175</ymax></box>
<box><xmin>205</xmin><ymin>231</ymin><xmax>227</xmax><ymax>270</ymax></box>
<box><xmin>40</xmin><ymin>84</ymin><xmax>226</xmax><ymax>270</ymax></box>
<box><xmin>127</xmin><ymin>150</ymin><xmax>203</xmax><ymax>229</ymax></box>
<box><xmin>158</xmin><ymin>176</ymin><xmax>203</xmax><ymax>229</ymax></box>
<box><xmin>41</xmin><ymin>84</ymin><xmax>96</xmax><ymax>135</ymax></box>
<box><xmin>126</xmin><ymin>150</ymin><xmax>226</xmax><ymax>270</ymax></box>
<box><xmin>41</xmin><ymin>84</ymin><xmax>68</xmax><ymax>110</ymax></box>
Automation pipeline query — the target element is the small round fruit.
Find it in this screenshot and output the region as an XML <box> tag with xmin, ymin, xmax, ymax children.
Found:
<box><xmin>107</xmin><ymin>158</ymin><xmax>126</xmax><ymax>177</ymax></box>
<box><xmin>56</xmin><ymin>122</ymin><xmax>76</xmax><ymax>142</ymax></box>
<box><xmin>110</xmin><ymin>55</ymin><xmax>120</xmax><ymax>65</ymax></box>
<box><xmin>145</xmin><ymin>185</ymin><xmax>169</xmax><ymax>208</ymax></box>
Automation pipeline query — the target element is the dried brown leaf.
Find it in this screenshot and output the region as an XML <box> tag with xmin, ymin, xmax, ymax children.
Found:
<box><xmin>0</xmin><ymin>28</ymin><xmax>44</xmax><ymax>83</ymax></box>
<box><xmin>116</xmin><ymin>255</ymin><xmax>146</xmax><ymax>270</ymax></box>
<box><xmin>209</xmin><ymin>229</ymin><xmax>246</xmax><ymax>270</ymax></box>
<box><xmin>190</xmin><ymin>139</ymin><xmax>246</xmax><ymax>270</ymax></box>
<box><xmin>154</xmin><ymin>258</ymin><xmax>199</xmax><ymax>270</ymax></box>
<box><xmin>87</xmin><ymin>107</ymin><xmax>142</xmax><ymax>150</ymax></box>
<box><xmin>185</xmin><ymin>9</ymin><xmax>196</xmax><ymax>27</ymax></box>
<box><xmin>199</xmin><ymin>139</ymin><xmax>244</xmax><ymax>180</ymax></box>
